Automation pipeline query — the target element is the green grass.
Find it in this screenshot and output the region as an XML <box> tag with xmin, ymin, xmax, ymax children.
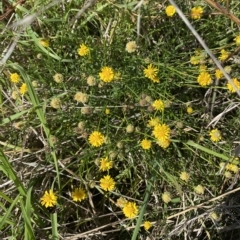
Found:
<box><xmin>1</xmin><ymin>0</ymin><xmax>240</xmax><ymax>239</ymax></box>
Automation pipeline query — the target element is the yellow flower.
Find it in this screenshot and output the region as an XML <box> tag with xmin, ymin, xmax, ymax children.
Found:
<box><xmin>143</xmin><ymin>64</ymin><xmax>158</xmax><ymax>81</ymax></box>
<box><xmin>100</xmin><ymin>175</ymin><xmax>115</xmax><ymax>191</ymax></box>
<box><xmin>219</xmin><ymin>49</ymin><xmax>229</xmax><ymax>61</ymax></box>
<box><xmin>105</xmin><ymin>108</ymin><xmax>110</xmax><ymax>115</ymax></box>
<box><xmin>226</xmin><ymin>163</ymin><xmax>239</xmax><ymax>173</ymax></box>
<box><xmin>99</xmin><ymin>157</ymin><xmax>113</xmax><ymax>171</ymax></box>
<box><xmin>165</xmin><ymin>5</ymin><xmax>176</xmax><ymax>17</ymax></box>
<box><xmin>141</xmin><ymin>139</ymin><xmax>151</xmax><ymax>150</ymax></box>
<box><xmin>224</xmin><ymin>171</ymin><xmax>232</xmax><ymax>178</ymax></box>
<box><xmin>187</xmin><ymin>107</ymin><xmax>193</xmax><ymax>114</ymax></box>
<box><xmin>209</xmin><ymin>129</ymin><xmax>221</xmax><ymax>142</ymax></box>
<box><xmin>197</xmin><ymin>72</ymin><xmax>212</xmax><ymax>86</ymax></box>
<box><xmin>215</xmin><ymin>69</ymin><xmax>223</xmax><ymax>80</ymax></box>
<box><xmin>122</xmin><ymin>201</ymin><xmax>138</xmax><ymax>218</ymax></box>
<box><xmin>74</xmin><ymin>91</ymin><xmax>89</xmax><ymax>103</ymax></box>
<box><xmin>116</xmin><ymin>197</ymin><xmax>128</xmax><ymax>208</ymax></box>
<box><xmin>157</xmin><ymin>138</ymin><xmax>171</xmax><ymax>149</ymax></box>
<box><xmin>162</xmin><ymin>192</ymin><xmax>171</xmax><ymax>203</ymax></box>
<box><xmin>53</xmin><ymin>73</ymin><xmax>64</xmax><ymax>83</ymax></box>
<box><xmin>19</xmin><ymin>83</ymin><xmax>28</xmax><ymax>95</ymax></box>
<box><xmin>40</xmin><ymin>189</ymin><xmax>57</xmax><ymax>208</ymax></box>
<box><xmin>199</xmin><ymin>65</ymin><xmax>207</xmax><ymax>72</ymax></box>
<box><xmin>78</xmin><ymin>43</ymin><xmax>90</xmax><ymax>56</ymax></box>
<box><xmin>10</xmin><ymin>73</ymin><xmax>21</xmax><ymax>83</ymax></box>
<box><xmin>50</xmin><ymin>97</ymin><xmax>61</xmax><ymax>109</ymax></box>
<box><xmin>152</xmin><ymin>99</ymin><xmax>164</xmax><ymax>111</ymax></box>
<box><xmin>234</xmin><ymin>35</ymin><xmax>240</xmax><ymax>46</ymax></box>
<box><xmin>179</xmin><ymin>171</ymin><xmax>190</xmax><ymax>182</ymax></box>
<box><xmin>39</xmin><ymin>38</ymin><xmax>49</xmax><ymax>47</ymax></box>
<box><xmin>152</xmin><ymin>124</ymin><xmax>170</xmax><ymax>141</ymax></box>
<box><xmin>194</xmin><ymin>185</ymin><xmax>204</xmax><ymax>194</ymax></box>
<box><xmin>147</xmin><ymin>117</ymin><xmax>160</xmax><ymax>128</ymax></box>
<box><xmin>126</xmin><ymin>124</ymin><xmax>134</xmax><ymax>133</ymax></box>
<box><xmin>143</xmin><ymin>221</ymin><xmax>152</xmax><ymax>231</ymax></box>
<box><xmin>99</xmin><ymin>66</ymin><xmax>114</xmax><ymax>83</ymax></box>
<box><xmin>190</xmin><ymin>55</ymin><xmax>200</xmax><ymax>65</ymax></box>
<box><xmin>72</xmin><ymin>188</ymin><xmax>86</xmax><ymax>202</ymax></box>
<box><xmin>87</xmin><ymin>75</ymin><xmax>97</xmax><ymax>86</ymax></box>
<box><xmin>227</xmin><ymin>78</ymin><xmax>240</xmax><ymax>93</ymax></box>
<box><xmin>191</xmin><ymin>6</ymin><xmax>203</xmax><ymax>20</ymax></box>
<box><xmin>11</xmin><ymin>90</ymin><xmax>19</xmax><ymax>99</ymax></box>
<box><xmin>88</xmin><ymin>131</ymin><xmax>105</xmax><ymax>147</ymax></box>
<box><xmin>125</xmin><ymin>41</ymin><xmax>138</xmax><ymax>53</ymax></box>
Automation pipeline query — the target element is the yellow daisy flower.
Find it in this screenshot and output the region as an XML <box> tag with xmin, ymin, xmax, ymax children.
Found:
<box><xmin>165</xmin><ymin>5</ymin><xmax>176</xmax><ymax>17</ymax></box>
<box><xmin>10</xmin><ymin>73</ymin><xmax>21</xmax><ymax>83</ymax></box>
<box><xmin>19</xmin><ymin>83</ymin><xmax>27</xmax><ymax>95</ymax></box>
<box><xmin>234</xmin><ymin>35</ymin><xmax>240</xmax><ymax>46</ymax></box>
<box><xmin>162</xmin><ymin>192</ymin><xmax>171</xmax><ymax>203</ymax></box>
<box><xmin>143</xmin><ymin>64</ymin><xmax>158</xmax><ymax>81</ymax></box>
<box><xmin>209</xmin><ymin>129</ymin><xmax>221</xmax><ymax>142</ymax></box>
<box><xmin>179</xmin><ymin>171</ymin><xmax>190</xmax><ymax>182</ymax></box>
<box><xmin>219</xmin><ymin>49</ymin><xmax>229</xmax><ymax>61</ymax></box>
<box><xmin>194</xmin><ymin>185</ymin><xmax>204</xmax><ymax>194</ymax></box>
<box><xmin>122</xmin><ymin>201</ymin><xmax>139</xmax><ymax>218</ymax></box>
<box><xmin>147</xmin><ymin>117</ymin><xmax>160</xmax><ymax>128</ymax></box>
<box><xmin>99</xmin><ymin>157</ymin><xmax>113</xmax><ymax>171</ymax></box>
<box><xmin>100</xmin><ymin>175</ymin><xmax>115</xmax><ymax>191</ymax></box>
<box><xmin>197</xmin><ymin>72</ymin><xmax>212</xmax><ymax>86</ymax></box>
<box><xmin>187</xmin><ymin>107</ymin><xmax>193</xmax><ymax>114</ymax></box>
<box><xmin>157</xmin><ymin>138</ymin><xmax>171</xmax><ymax>149</ymax></box>
<box><xmin>88</xmin><ymin>131</ymin><xmax>105</xmax><ymax>147</ymax></box>
<box><xmin>143</xmin><ymin>221</ymin><xmax>152</xmax><ymax>231</ymax></box>
<box><xmin>39</xmin><ymin>38</ymin><xmax>49</xmax><ymax>48</ymax></box>
<box><xmin>215</xmin><ymin>69</ymin><xmax>223</xmax><ymax>80</ymax></box>
<box><xmin>227</xmin><ymin>78</ymin><xmax>240</xmax><ymax>93</ymax></box>
<box><xmin>191</xmin><ymin>6</ymin><xmax>203</xmax><ymax>20</ymax></box>
<box><xmin>78</xmin><ymin>43</ymin><xmax>90</xmax><ymax>56</ymax></box>
<box><xmin>99</xmin><ymin>66</ymin><xmax>114</xmax><ymax>82</ymax></box>
<box><xmin>152</xmin><ymin>99</ymin><xmax>164</xmax><ymax>111</ymax></box>
<box><xmin>125</xmin><ymin>41</ymin><xmax>138</xmax><ymax>53</ymax></box>
<box><xmin>140</xmin><ymin>139</ymin><xmax>151</xmax><ymax>150</ymax></box>
<box><xmin>40</xmin><ymin>189</ymin><xmax>57</xmax><ymax>208</ymax></box>
<box><xmin>152</xmin><ymin>124</ymin><xmax>170</xmax><ymax>141</ymax></box>
<box><xmin>72</xmin><ymin>188</ymin><xmax>87</xmax><ymax>202</ymax></box>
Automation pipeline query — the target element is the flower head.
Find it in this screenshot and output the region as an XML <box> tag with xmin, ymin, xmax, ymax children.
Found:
<box><xmin>89</xmin><ymin>131</ymin><xmax>105</xmax><ymax>147</ymax></box>
<box><xmin>99</xmin><ymin>66</ymin><xmax>114</xmax><ymax>83</ymax></box>
<box><xmin>72</xmin><ymin>188</ymin><xmax>87</xmax><ymax>202</ymax></box>
<box><xmin>191</xmin><ymin>6</ymin><xmax>203</xmax><ymax>19</ymax></box>
<box><xmin>39</xmin><ymin>38</ymin><xmax>49</xmax><ymax>47</ymax></box>
<box><xmin>100</xmin><ymin>175</ymin><xmax>115</xmax><ymax>191</ymax></box>
<box><xmin>141</xmin><ymin>139</ymin><xmax>151</xmax><ymax>150</ymax></box>
<box><xmin>10</xmin><ymin>73</ymin><xmax>21</xmax><ymax>83</ymax></box>
<box><xmin>180</xmin><ymin>171</ymin><xmax>190</xmax><ymax>182</ymax></box>
<box><xmin>105</xmin><ymin>108</ymin><xmax>110</xmax><ymax>115</ymax></box>
<box><xmin>53</xmin><ymin>73</ymin><xmax>64</xmax><ymax>83</ymax></box>
<box><xmin>152</xmin><ymin>124</ymin><xmax>170</xmax><ymax>141</ymax></box>
<box><xmin>78</xmin><ymin>43</ymin><xmax>90</xmax><ymax>56</ymax></box>
<box><xmin>209</xmin><ymin>129</ymin><xmax>221</xmax><ymax>142</ymax></box>
<box><xmin>187</xmin><ymin>107</ymin><xmax>193</xmax><ymax>114</ymax></box>
<box><xmin>165</xmin><ymin>5</ymin><xmax>176</xmax><ymax>17</ymax></box>
<box><xmin>50</xmin><ymin>97</ymin><xmax>61</xmax><ymax>109</ymax></box>
<box><xmin>99</xmin><ymin>157</ymin><xmax>113</xmax><ymax>171</ymax></box>
<box><xmin>227</xmin><ymin>78</ymin><xmax>240</xmax><ymax>93</ymax></box>
<box><xmin>74</xmin><ymin>92</ymin><xmax>89</xmax><ymax>103</ymax></box>
<box><xmin>143</xmin><ymin>221</ymin><xmax>152</xmax><ymax>231</ymax></box>
<box><xmin>194</xmin><ymin>185</ymin><xmax>204</xmax><ymax>194</ymax></box>
<box><xmin>152</xmin><ymin>99</ymin><xmax>164</xmax><ymax>111</ymax></box>
<box><xmin>147</xmin><ymin>117</ymin><xmax>160</xmax><ymax>128</ymax></box>
<box><xmin>190</xmin><ymin>55</ymin><xmax>201</xmax><ymax>65</ymax></box>
<box><xmin>226</xmin><ymin>163</ymin><xmax>239</xmax><ymax>173</ymax></box>
<box><xmin>125</xmin><ymin>41</ymin><xmax>138</xmax><ymax>53</ymax></box>
<box><xmin>122</xmin><ymin>201</ymin><xmax>139</xmax><ymax>218</ymax></box>
<box><xmin>215</xmin><ymin>69</ymin><xmax>223</xmax><ymax>80</ymax></box>
<box><xmin>143</xmin><ymin>64</ymin><xmax>158</xmax><ymax>81</ymax></box>
<box><xmin>87</xmin><ymin>75</ymin><xmax>97</xmax><ymax>86</ymax></box>
<box><xmin>234</xmin><ymin>35</ymin><xmax>240</xmax><ymax>46</ymax></box>
<box><xmin>40</xmin><ymin>189</ymin><xmax>57</xmax><ymax>208</ymax></box>
<box><xmin>162</xmin><ymin>192</ymin><xmax>171</xmax><ymax>203</ymax></box>
<box><xmin>116</xmin><ymin>197</ymin><xmax>128</xmax><ymax>208</ymax></box>
<box><xmin>219</xmin><ymin>49</ymin><xmax>229</xmax><ymax>61</ymax></box>
<box><xmin>19</xmin><ymin>83</ymin><xmax>27</xmax><ymax>95</ymax></box>
<box><xmin>11</xmin><ymin>90</ymin><xmax>19</xmax><ymax>99</ymax></box>
<box><xmin>126</xmin><ymin>124</ymin><xmax>134</xmax><ymax>133</ymax></box>
<box><xmin>197</xmin><ymin>72</ymin><xmax>212</xmax><ymax>86</ymax></box>
<box><xmin>157</xmin><ymin>138</ymin><xmax>171</xmax><ymax>149</ymax></box>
